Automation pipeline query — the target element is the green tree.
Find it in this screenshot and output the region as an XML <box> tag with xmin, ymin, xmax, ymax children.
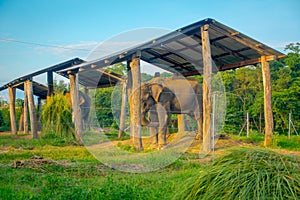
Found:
<box><xmin>271</xmin><ymin>43</ymin><xmax>300</xmax><ymax>134</ymax></box>
<box><xmin>107</xmin><ymin>63</ymin><xmax>127</xmax><ymax>75</ymax></box>
<box><xmin>94</xmin><ymin>87</ymin><xmax>115</xmax><ymax>127</ymax></box>
<box><xmin>0</xmin><ymin>110</ymin><xmax>5</xmax><ymax>127</ymax></box>
<box><xmin>54</xmin><ymin>79</ymin><xmax>69</xmax><ymax>93</ymax></box>
<box><xmin>141</xmin><ymin>73</ymin><xmax>153</xmax><ymax>82</ymax></box>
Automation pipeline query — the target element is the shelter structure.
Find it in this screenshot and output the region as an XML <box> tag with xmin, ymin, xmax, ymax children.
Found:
<box><xmin>59</xmin><ymin>18</ymin><xmax>285</xmax><ymax>151</ymax></box>
<box><xmin>0</xmin><ymin>57</ymin><xmax>124</xmax><ymax>140</ymax></box>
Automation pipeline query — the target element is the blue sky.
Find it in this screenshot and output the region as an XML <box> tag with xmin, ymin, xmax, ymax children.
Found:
<box><xmin>0</xmin><ymin>0</ymin><xmax>299</xmax><ymax>98</ymax></box>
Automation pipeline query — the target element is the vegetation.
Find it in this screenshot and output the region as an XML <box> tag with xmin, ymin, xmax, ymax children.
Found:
<box><xmin>0</xmin><ymin>134</ymin><xmax>199</xmax><ymax>200</ymax></box>
<box><xmin>0</xmin><ymin>133</ymin><xmax>299</xmax><ymax>200</ymax></box>
<box><xmin>177</xmin><ymin>148</ymin><xmax>300</xmax><ymax>200</ymax></box>
<box><xmin>41</xmin><ymin>93</ymin><xmax>75</xmax><ymax>139</ymax></box>
<box><xmin>221</xmin><ymin>43</ymin><xmax>300</xmax><ymax>135</ymax></box>
<box><xmin>0</xmin><ymin>43</ymin><xmax>299</xmax><ymax>199</ymax></box>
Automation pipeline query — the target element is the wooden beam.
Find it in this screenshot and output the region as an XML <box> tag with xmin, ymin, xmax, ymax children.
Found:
<box><xmin>25</xmin><ymin>80</ymin><xmax>38</xmax><ymax>139</ymax></box>
<box><xmin>23</xmin><ymin>82</ymin><xmax>29</xmax><ymax>133</ymax></box>
<box><xmin>261</xmin><ymin>56</ymin><xmax>273</xmax><ymax>147</ymax></box>
<box><xmin>95</xmin><ymin>68</ymin><xmax>124</xmax><ymax>82</ymax></box>
<box><xmin>118</xmin><ymin>81</ymin><xmax>127</xmax><ymax>138</ymax></box>
<box><xmin>201</xmin><ymin>24</ymin><xmax>212</xmax><ymax>153</ymax></box>
<box><xmin>18</xmin><ymin>103</ymin><xmax>24</xmax><ymax>132</ymax></box>
<box><xmin>8</xmin><ymin>86</ymin><xmax>17</xmax><ymax>135</ymax></box>
<box><xmin>177</xmin><ymin>114</ymin><xmax>185</xmax><ymax>132</ymax></box>
<box><xmin>37</xmin><ymin>97</ymin><xmax>42</xmax><ymax>131</ymax></box>
<box><xmin>219</xmin><ymin>55</ymin><xmax>280</xmax><ymax>71</ymax></box>
<box><xmin>47</xmin><ymin>71</ymin><xmax>54</xmax><ymax>98</ymax></box>
<box><xmin>69</xmin><ymin>73</ymin><xmax>83</xmax><ymax>144</ymax></box>
<box><xmin>210</xmin><ymin>25</ymin><xmax>269</xmax><ymax>55</ymax></box>
<box><xmin>129</xmin><ymin>53</ymin><xmax>143</xmax><ymax>151</ymax></box>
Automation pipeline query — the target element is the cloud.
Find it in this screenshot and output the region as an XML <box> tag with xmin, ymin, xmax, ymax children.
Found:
<box><xmin>86</xmin><ymin>41</ymin><xmax>142</xmax><ymax>61</ymax></box>
<box><xmin>35</xmin><ymin>41</ymin><xmax>99</xmax><ymax>58</ymax></box>
<box><xmin>269</xmin><ymin>41</ymin><xmax>298</xmax><ymax>52</ymax></box>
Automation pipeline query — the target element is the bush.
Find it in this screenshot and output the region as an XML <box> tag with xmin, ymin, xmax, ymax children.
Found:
<box><xmin>272</xmin><ymin>135</ymin><xmax>300</xmax><ymax>151</ymax></box>
<box><xmin>177</xmin><ymin>148</ymin><xmax>300</xmax><ymax>200</ymax></box>
<box><xmin>41</xmin><ymin>94</ymin><xmax>75</xmax><ymax>139</ymax></box>
<box><xmin>0</xmin><ymin>108</ymin><xmax>10</xmax><ymax>131</ymax></box>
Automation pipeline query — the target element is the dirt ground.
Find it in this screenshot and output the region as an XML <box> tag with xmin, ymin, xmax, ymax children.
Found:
<box><xmin>1</xmin><ymin>131</ymin><xmax>299</xmax><ymax>158</ymax></box>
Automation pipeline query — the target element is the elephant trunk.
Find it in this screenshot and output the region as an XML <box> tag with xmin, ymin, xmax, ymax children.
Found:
<box><xmin>141</xmin><ymin>112</ymin><xmax>150</xmax><ymax>126</ymax></box>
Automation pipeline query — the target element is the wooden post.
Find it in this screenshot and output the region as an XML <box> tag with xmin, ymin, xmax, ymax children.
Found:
<box><xmin>201</xmin><ymin>24</ymin><xmax>212</xmax><ymax>153</ymax></box>
<box><xmin>8</xmin><ymin>86</ymin><xmax>17</xmax><ymax>135</ymax></box>
<box><xmin>47</xmin><ymin>71</ymin><xmax>54</xmax><ymax>101</ymax></box>
<box><xmin>37</xmin><ymin>98</ymin><xmax>42</xmax><ymax>131</ymax></box>
<box><xmin>69</xmin><ymin>72</ymin><xmax>83</xmax><ymax>144</ymax></box>
<box><xmin>18</xmin><ymin>103</ymin><xmax>24</xmax><ymax>132</ymax></box>
<box><xmin>261</xmin><ymin>56</ymin><xmax>273</xmax><ymax>146</ymax></box>
<box><xmin>118</xmin><ymin>81</ymin><xmax>127</xmax><ymax>138</ymax></box>
<box><xmin>23</xmin><ymin>82</ymin><xmax>28</xmax><ymax>134</ymax></box>
<box><xmin>23</xmin><ymin>82</ymin><xmax>29</xmax><ymax>133</ymax></box>
<box><xmin>129</xmin><ymin>53</ymin><xmax>143</xmax><ymax>151</ymax></box>
<box><xmin>288</xmin><ymin>112</ymin><xmax>291</xmax><ymax>139</ymax></box>
<box><xmin>25</xmin><ymin>80</ymin><xmax>38</xmax><ymax>139</ymax></box>
<box><xmin>177</xmin><ymin>114</ymin><xmax>185</xmax><ymax>132</ymax></box>
<box><xmin>126</xmin><ymin>60</ymin><xmax>133</xmax><ymax>136</ymax></box>
<box><xmin>246</xmin><ymin>112</ymin><xmax>249</xmax><ymax>137</ymax></box>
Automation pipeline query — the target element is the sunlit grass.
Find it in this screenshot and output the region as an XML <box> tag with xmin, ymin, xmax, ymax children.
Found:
<box><xmin>176</xmin><ymin>147</ymin><xmax>300</xmax><ymax>200</ymax></box>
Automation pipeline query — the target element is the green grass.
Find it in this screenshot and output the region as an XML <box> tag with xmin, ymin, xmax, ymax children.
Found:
<box><xmin>0</xmin><ymin>133</ymin><xmax>299</xmax><ymax>199</ymax></box>
<box><xmin>272</xmin><ymin>135</ymin><xmax>300</xmax><ymax>151</ymax></box>
<box><xmin>176</xmin><ymin>148</ymin><xmax>300</xmax><ymax>200</ymax></box>
<box><xmin>229</xmin><ymin>131</ymin><xmax>265</xmax><ymax>145</ymax></box>
<box><xmin>0</xmin><ymin>134</ymin><xmax>201</xmax><ymax>199</ymax></box>
<box><xmin>230</xmin><ymin>132</ymin><xmax>300</xmax><ymax>151</ymax></box>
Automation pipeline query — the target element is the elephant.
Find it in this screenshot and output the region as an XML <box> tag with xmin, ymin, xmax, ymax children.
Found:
<box><xmin>78</xmin><ymin>91</ymin><xmax>91</xmax><ymax>130</ymax></box>
<box><xmin>140</xmin><ymin>77</ymin><xmax>203</xmax><ymax>148</ymax></box>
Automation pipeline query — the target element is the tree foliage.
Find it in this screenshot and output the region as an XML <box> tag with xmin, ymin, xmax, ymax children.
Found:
<box><xmin>221</xmin><ymin>43</ymin><xmax>300</xmax><ymax>135</ymax></box>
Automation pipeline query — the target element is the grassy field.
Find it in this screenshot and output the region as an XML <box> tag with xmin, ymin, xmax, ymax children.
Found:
<box><xmin>0</xmin><ymin>132</ymin><xmax>299</xmax><ymax>199</ymax></box>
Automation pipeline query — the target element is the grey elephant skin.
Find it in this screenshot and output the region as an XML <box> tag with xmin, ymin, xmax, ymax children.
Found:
<box><xmin>140</xmin><ymin>77</ymin><xmax>203</xmax><ymax>148</ymax></box>
<box><xmin>78</xmin><ymin>91</ymin><xmax>91</xmax><ymax>130</ymax></box>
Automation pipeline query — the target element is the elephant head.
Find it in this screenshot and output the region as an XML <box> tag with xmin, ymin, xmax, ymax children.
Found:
<box><xmin>140</xmin><ymin>83</ymin><xmax>174</xmax><ymax>127</ymax></box>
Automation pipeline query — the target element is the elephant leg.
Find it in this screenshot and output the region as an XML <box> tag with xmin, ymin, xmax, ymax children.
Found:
<box><xmin>156</xmin><ymin>104</ymin><xmax>169</xmax><ymax>149</ymax></box>
<box><xmin>149</xmin><ymin>106</ymin><xmax>159</xmax><ymax>145</ymax></box>
<box><xmin>194</xmin><ymin>110</ymin><xmax>203</xmax><ymax>140</ymax></box>
<box><xmin>195</xmin><ymin>120</ymin><xmax>203</xmax><ymax>140</ymax></box>
<box><xmin>149</xmin><ymin>127</ymin><xmax>158</xmax><ymax>145</ymax></box>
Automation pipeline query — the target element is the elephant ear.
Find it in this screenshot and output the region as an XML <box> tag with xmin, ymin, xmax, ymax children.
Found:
<box><xmin>150</xmin><ymin>84</ymin><xmax>164</xmax><ymax>102</ymax></box>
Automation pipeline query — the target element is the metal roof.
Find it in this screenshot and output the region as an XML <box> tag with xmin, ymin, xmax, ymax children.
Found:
<box><xmin>59</xmin><ymin>18</ymin><xmax>285</xmax><ymax>77</ymax></box>
<box><xmin>16</xmin><ymin>81</ymin><xmax>48</xmax><ymax>99</ymax></box>
<box><xmin>59</xmin><ymin>68</ymin><xmax>124</xmax><ymax>89</ymax></box>
<box><xmin>0</xmin><ymin>58</ymin><xmax>84</xmax><ymax>91</ymax></box>
<box><xmin>0</xmin><ymin>57</ymin><xmax>124</xmax><ymax>97</ymax></box>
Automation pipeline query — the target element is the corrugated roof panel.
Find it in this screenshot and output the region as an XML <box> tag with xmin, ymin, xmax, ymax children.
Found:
<box><xmin>57</xmin><ymin>18</ymin><xmax>285</xmax><ymax>78</ymax></box>
<box><xmin>164</xmin><ymin>41</ymin><xmax>186</xmax><ymax>50</ymax></box>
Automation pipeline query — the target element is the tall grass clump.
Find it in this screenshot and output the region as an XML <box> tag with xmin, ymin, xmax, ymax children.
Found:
<box><xmin>176</xmin><ymin>148</ymin><xmax>300</xmax><ymax>200</ymax></box>
<box><xmin>42</xmin><ymin>93</ymin><xmax>75</xmax><ymax>139</ymax></box>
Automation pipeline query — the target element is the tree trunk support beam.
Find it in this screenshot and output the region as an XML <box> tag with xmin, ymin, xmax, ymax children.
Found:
<box><xmin>261</xmin><ymin>56</ymin><xmax>273</xmax><ymax>146</ymax></box>
<box><xmin>47</xmin><ymin>71</ymin><xmax>54</xmax><ymax>101</ymax></box>
<box><xmin>25</xmin><ymin>80</ymin><xmax>38</xmax><ymax>139</ymax></box>
<box><xmin>128</xmin><ymin>52</ymin><xmax>143</xmax><ymax>151</ymax></box>
<box><xmin>8</xmin><ymin>86</ymin><xmax>17</xmax><ymax>135</ymax></box>
<box><xmin>201</xmin><ymin>24</ymin><xmax>212</xmax><ymax>153</ymax></box>
<box><xmin>118</xmin><ymin>81</ymin><xmax>127</xmax><ymax>138</ymax></box>
<box><xmin>177</xmin><ymin>114</ymin><xmax>185</xmax><ymax>132</ymax></box>
<box><xmin>69</xmin><ymin>72</ymin><xmax>83</xmax><ymax>144</ymax></box>
<box><xmin>23</xmin><ymin>82</ymin><xmax>29</xmax><ymax>134</ymax></box>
